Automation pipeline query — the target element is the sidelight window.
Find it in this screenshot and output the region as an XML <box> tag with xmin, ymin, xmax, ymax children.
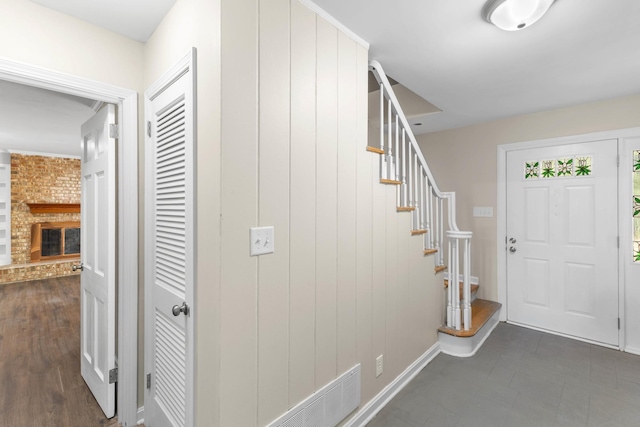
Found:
<box><xmin>634</xmin><ymin>150</ymin><xmax>640</xmax><ymax>262</ymax></box>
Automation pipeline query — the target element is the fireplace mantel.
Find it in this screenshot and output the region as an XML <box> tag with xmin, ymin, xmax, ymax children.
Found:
<box><xmin>26</xmin><ymin>203</ymin><xmax>81</xmax><ymax>214</ymax></box>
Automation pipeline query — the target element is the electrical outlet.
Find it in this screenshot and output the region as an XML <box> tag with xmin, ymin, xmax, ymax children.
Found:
<box><xmin>473</xmin><ymin>207</ymin><xmax>494</xmax><ymax>218</ymax></box>
<box><xmin>376</xmin><ymin>354</ymin><xmax>383</xmax><ymax>378</ymax></box>
<box><xmin>250</xmin><ymin>226</ymin><xmax>275</xmax><ymax>256</ymax></box>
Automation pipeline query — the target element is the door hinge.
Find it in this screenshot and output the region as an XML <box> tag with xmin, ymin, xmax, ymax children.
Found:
<box><xmin>147</xmin><ymin>121</ymin><xmax>152</xmax><ymax>137</ymax></box>
<box><xmin>617</xmin><ymin>155</ymin><xmax>620</xmax><ymax>167</ymax></box>
<box><xmin>109</xmin><ymin>123</ymin><xmax>119</xmax><ymax>139</ymax></box>
<box><xmin>146</xmin><ymin>373</ymin><xmax>151</xmax><ymax>389</ymax></box>
<box><xmin>109</xmin><ymin>368</ymin><xmax>118</xmax><ymax>384</ymax></box>
<box><xmin>618</xmin><ymin>236</ymin><xmax>620</xmax><ymax>248</ymax></box>
<box><xmin>618</xmin><ymin>318</ymin><xmax>621</xmax><ymax>330</ymax></box>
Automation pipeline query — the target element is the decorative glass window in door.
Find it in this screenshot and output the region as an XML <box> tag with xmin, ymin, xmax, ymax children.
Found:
<box><xmin>524</xmin><ymin>156</ymin><xmax>592</xmax><ymax>180</ymax></box>
<box><xmin>634</xmin><ymin>150</ymin><xmax>640</xmax><ymax>262</ymax></box>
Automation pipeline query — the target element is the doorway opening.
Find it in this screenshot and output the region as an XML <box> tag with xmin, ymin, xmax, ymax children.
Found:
<box><xmin>0</xmin><ymin>58</ymin><xmax>139</xmax><ymax>426</ymax></box>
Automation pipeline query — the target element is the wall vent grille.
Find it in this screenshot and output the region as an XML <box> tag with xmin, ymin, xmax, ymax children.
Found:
<box><xmin>270</xmin><ymin>365</ymin><xmax>361</xmax><ymax>427</ymax></box>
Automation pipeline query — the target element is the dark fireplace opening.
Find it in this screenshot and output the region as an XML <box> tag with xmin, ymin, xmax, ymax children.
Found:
<box><xmin>42</xmin><ymin>228</ymin><xmax>62</xmax><ymax>257</ymax></box>
<box><xmin>31</xmin><ymin>222</ymin><xmax>81</xmax><ymax>262</ymax></box>
<box><xmin>64</xmin><ymin>228</ymin><xmax>81</xmax><ymax>255</ymax></box>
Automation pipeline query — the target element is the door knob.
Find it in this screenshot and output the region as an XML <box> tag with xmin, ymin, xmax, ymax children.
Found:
<box><xmin>172</xmin><ymin>302</ymin><xmax>190</xmax><ymax>317</ymax></box>
<box><xmin>509</xmin><ymin>246</ymin><xmax>517</xmax><ymax>253</ymax></box>
<box><xmin>72</xmin><ymin>263</ymin><xmax>84</xmax><ymax>271</ymax></box>
<box><xmin>509</xmin><ymin>238</ymin><xmax>516</xmax><ymax>244</ymax></box>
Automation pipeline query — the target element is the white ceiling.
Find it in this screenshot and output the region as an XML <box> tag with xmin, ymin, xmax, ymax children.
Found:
<box><xmin>30</xmin><ymin>0</ymin><xmax>176</xmax><ymax>43</ymax></box>
<box><xmin>312</xmin><ymin>0</ymin><xmax>640</xmax><ymax>133</ymax></box>
<box><xmin>0</xmin><ymin>80</ymin><xmax>98</xmax><ymax>157</ymax></box>
<box><xmin>5</xmin><ymin>0</ymin><xmax>640</xmax><ymax>157</ymax></box>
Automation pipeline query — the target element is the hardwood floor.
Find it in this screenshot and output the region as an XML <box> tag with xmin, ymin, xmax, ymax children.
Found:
<box><xmin>0</xmin><ymin>276</ymin><xmax>120</xmax><ymax>427</ymax></box>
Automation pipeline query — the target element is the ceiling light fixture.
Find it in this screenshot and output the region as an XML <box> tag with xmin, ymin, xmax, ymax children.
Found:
<box><xmin>482</xmin><ymin>0</ymin><xmax>556</xmax><ymax>31</ymax></box>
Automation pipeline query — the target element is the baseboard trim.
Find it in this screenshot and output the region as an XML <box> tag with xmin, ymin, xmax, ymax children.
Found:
<box><xmin>136</xmin><ymin>406</ymin><xmax>144</xmax><ymax>425</ymax></box>
<box><xmin>344</xmin><ymin>342</ymin><xmax>441</xmax><ymax>427</ymax></box>
<box><xmin>623</xmin><ymin>346</ymin><xmax>640</xmax><ymax>356</ymax></box>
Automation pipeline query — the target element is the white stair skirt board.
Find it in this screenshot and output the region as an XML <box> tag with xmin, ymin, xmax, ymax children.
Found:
<box><xmin>438</xmin><ymin>310</ymin><xmax>500</xmax><ymax>358</ymax></box>
<box><xmin>344</xmin><ymin>343</ymin><xmax>441</xmax><ymax>427</ymax></box>
<box><xmin>267</xmin><ymin>365</ymin><xmax>361</xmax><ymax>427</ymax></box>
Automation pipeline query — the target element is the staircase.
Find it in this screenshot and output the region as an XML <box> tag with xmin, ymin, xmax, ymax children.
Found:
<box><xmin>368</xmin><ymin>60</ymin><xmax>501</xmax><ymax>357</ymax></box>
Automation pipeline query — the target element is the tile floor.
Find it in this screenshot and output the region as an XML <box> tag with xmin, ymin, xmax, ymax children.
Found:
<box><xmin>366</xmin><ymin>323</ymin><xmax>640</xmax><ymax>427</ymax></box>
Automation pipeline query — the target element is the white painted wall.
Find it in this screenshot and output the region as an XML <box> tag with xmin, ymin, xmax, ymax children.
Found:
<box><xmin>418</xmin><ymin>94</ymin><xmax>640</xmax><ymax>302</ymax></box>
<box><xmin>418</xmin><ymin>94</ymin><xmax>640</xmax><ymax>351</ymax></box>
<box><xmin>0</xmin><ymin>0</ymin><xmax>143</xmax><ymax>89</ymax></box>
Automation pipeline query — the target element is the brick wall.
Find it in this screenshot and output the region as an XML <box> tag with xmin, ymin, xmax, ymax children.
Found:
<box><xmin>0</xmin><ymin>154</ymin><xmax>81</xmax><ymax>284</ymax></box>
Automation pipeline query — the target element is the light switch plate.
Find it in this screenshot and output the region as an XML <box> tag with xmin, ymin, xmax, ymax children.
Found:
<box><xmin>473</xmin><ymin>207</ymin><xmax>494</xmax><ymax>218</ymax></box>
<box><xmin>250</xmin><ymin>226</ymin><xmax>274</xmax><ymax>256</ymax></box>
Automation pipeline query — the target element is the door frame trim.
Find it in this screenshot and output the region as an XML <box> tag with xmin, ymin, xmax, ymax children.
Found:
<box><xmin>0</xmin><ymin>58</ymin><xmax>139</xmax><ymax>426</ymax></box>
<box><xmin>497</xmin><ymin>127</ymin><xmax>640</xmax><ymax>351</ymax></box>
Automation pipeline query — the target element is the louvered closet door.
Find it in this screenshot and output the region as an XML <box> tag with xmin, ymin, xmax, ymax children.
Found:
<box><xmin>145</xmin><ymin>51</ymin><xmax>195</xmax><ymax>427</ymax></box>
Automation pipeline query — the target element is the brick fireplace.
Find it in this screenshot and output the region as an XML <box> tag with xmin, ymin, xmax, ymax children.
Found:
<box><xmin>0</xmin><ymin>153</ymin><xmax>81</xmax><ymax>284</ymax></box>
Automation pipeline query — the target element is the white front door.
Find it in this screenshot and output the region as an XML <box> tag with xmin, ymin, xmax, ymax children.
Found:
<box><xmin>506</xmin><ymin>139</ymin><xmax>619</xmax><ymax>346</ymax></box>
<box><xmin>145</xmin><ymin>51</ymin><xmax>195</xmax><ymax>427</ymax></box>
<box><xmin>80</xmin><ymin>104</ymin><xmax>117</xmax><ymax>418</ymax></box>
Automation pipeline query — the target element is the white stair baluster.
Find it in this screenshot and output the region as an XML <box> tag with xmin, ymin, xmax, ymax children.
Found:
<box><xmin>463</xmin><ymin>237</ymin><xmax>472</xmax><ymax>329</ymax></box>
<box><xmin>428</xmin><ymin>186</ymin><xmax>434</xmax><ymax>250</ymax></box>
<box><xmin>402</xmin><ymin>130</ymin><xmax>408</xmax><ymax>207</ymax></box>
<box><xmin>387</xmin><ymin>99</ymin><xmax>393</xmax><ymax>180</ymax></box>
<box><xmin>394</xmin><ymin>114</ymin><xmax>400</xmax><ymax>182</ymax></box>
<box><xmin>379</xmin><ymin>83</ymin><xmax>386</xmax><ymax>180</ymax></box>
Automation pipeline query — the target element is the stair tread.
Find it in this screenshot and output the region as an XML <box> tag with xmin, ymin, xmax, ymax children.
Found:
<box><xmin>423</xmin><ymin>248</ymin><xmax>438</xmax><ymax>256</ymax></box>
<box><xmin>366</xmin><ymin>146</ymin><xmax>385</xmax><ymax>154</ymax></box>
<box><xmin>438</xmin><ymin>299</ymin><xmax>502</xmax><ymax>338</ymax></box>
<box><xmin>411</xmin><ymin>229</ymin><xmax>427</xmax><ymax>236</ymax></box>
<box><xmin>397</xmin><ymin>206</ymin><xmax>415</xmax><ymax>212</ymax></box>
<box><xmin>444</xmin><ymin>281</ymin><xmax>480</xmax><ymax>299</ymax></box>
<box><xmin>434</xmin><ymin>265</ymin><xmax>447</xmax><ymax>273</ymax></box>
<box><xmin>380</xmin><ymin>178</ymin><xmax>402</xmax><ymax>185</ymax></box>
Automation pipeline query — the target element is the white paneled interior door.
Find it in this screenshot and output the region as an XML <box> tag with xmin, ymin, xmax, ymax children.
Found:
<box><xmin>145</xmin><ymin>50</ymin><xmax>195</xmax><ymax>427</ymax></box>
<box><xmin>506</xmin><ymin>139</ymin><xmax>619</xmax><ymax>346</ymax></box>
<box><xmin>80</xmin><ymin>104</ymin><xmax>117</xmax><ymax>418</ymax></box>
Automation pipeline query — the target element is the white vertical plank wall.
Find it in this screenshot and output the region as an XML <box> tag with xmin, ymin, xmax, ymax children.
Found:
<box><xmin>336</xmin><ymin>31</ymin><xmax>359</xmax><ymax>375</ymax></box>
<box><xmin>385</xmin><ymin>185</ymin><xmax>400</xmax><ymax>380</ymax></box>
<box><xmin>219</xmin><ymin>1</ymin><xmax>443</xmax><ymax>425</ymax></box>
<box><xmin>315</xmin><ymin>16</ymin><xmax>339</xmax><ymax>389</ymax></box>
<box><xmin>257</xmin><ymin>0</ymin><xmax>291</xmax><ymax>425</ymax></box>
<box><xmin>220</xmin><ymin>0</ymin><xmax>259</xmax><ymax>425</ymax></box>
<box><xmin>354</xmin><ymin>43</ymin><xmax>375</xmax><ymax>404</ymax></box>
<box><xmin>289</xmin><ymin>0</ymin><xmax>317</xmax><ymax>406</ymax></box>
<box><xmin>371</xmin><ymin>159</ymin><xmax>387</xmax><ymax>390</ymax></box>
<box><xmin>396</xmin><ymin>196</ymin><xmax>412</xmax><ymax>371</ymax></box>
